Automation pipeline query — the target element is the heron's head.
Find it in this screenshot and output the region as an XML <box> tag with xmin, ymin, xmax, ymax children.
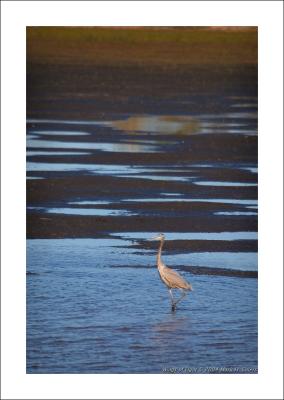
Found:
<box><xmin>149</xmin><ymin>233</ymin><xmax>165</xmax><ymax>241</ymax></box>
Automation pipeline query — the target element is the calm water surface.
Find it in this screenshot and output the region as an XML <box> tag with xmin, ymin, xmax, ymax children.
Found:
<box><xmin>27</xmin><ymin>239</ymin><xmax>257</xmax><ymax>373</ymax></box>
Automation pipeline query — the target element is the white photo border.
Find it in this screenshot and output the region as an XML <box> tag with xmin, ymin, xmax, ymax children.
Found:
<box><xmin>1</xmin><ymin>1</ymin><xmax>283</xmax><ymax>399</ymax></box>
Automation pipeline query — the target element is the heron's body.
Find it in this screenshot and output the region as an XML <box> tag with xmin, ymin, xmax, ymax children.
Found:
<box><xmin>151</xmin><ymin>233</ymin><xmax>193</xmax><ymax>311</ymax></box>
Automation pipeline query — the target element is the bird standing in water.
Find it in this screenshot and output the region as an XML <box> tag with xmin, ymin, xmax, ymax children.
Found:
<box><xmin>149</xmin><ymin>233</ymin><xmax>193</xmax><ymax>311</ymax></box>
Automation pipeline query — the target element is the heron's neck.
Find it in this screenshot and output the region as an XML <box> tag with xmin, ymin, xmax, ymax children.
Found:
<box><xmin>157</xmin><ymin>239</ymin><xmax>164</xmax><ymax>268</ymax></box>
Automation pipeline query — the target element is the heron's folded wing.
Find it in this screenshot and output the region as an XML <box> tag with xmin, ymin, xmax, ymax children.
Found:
<box><xmin>163</xmin><ymin>267</ymin><xmax>191</xmax><ymax>289</ymax></box>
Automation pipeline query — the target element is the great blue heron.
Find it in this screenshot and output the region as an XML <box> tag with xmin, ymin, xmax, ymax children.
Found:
<box><xmin>149</xmin><ymin>233</ymin><xmax>193</xmax><ymax>311</ymax></box>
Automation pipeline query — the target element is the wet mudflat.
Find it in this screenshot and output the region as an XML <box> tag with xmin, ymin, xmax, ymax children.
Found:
<box><xmin>27</xmin><ymin>27</ymin><xmax>257</xmax><ymax>374</ymax></box>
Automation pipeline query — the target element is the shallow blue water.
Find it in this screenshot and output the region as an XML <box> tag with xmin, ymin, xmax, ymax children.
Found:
<box><xmin>27</xmin><ymin>239</ymin><xmax>257</xmax><ymax>373</ymax></box>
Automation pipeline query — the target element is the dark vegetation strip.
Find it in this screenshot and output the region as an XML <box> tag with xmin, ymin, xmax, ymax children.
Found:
<box><xmin>134</xmin><ymin>240</ymin><xmax>257</xmax><ymax>253</ymax></box>
<box><xmin>178</xmin><ymin>265</ymin><xmax>257</xmax><ymax>279</ymax></box>
<box><xmin>113</xmin><ymin>264</ymin><xmax>257</xmax><ymax>279</ymax></box>
<box><xmin>27</xmin><ymin>214</ymin><xmax>258</xmax><ymax>238</ymax></box>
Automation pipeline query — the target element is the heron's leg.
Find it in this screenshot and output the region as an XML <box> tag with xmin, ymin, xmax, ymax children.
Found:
<box><xmin>168</xmin><ymin>288</ymin><xmax>175</xmax><ymax>305</ymax></box>
<box><xmin>174</xmin><ymin>289</ymin><xmax>188</xmax><ymax>306</ymax></box>
<box><xmin>168</xmin><ymin>289</ymin><xmax>177</xmax><ymax>311</ymax></box>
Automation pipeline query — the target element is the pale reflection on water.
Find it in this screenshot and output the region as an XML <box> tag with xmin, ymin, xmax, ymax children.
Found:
<box><xmin>152</xmin><ymin>316</ymin><xmax>189</xmax><ymax>335</ymax></box>
<box><xmin>107</xmin><ymin>113</ymin><xmax>257</xmax><ymax>136</ymax></box>
<box><xmin>109</xmin><ymin>115</ymin><xmax>200</xmax><ymax>135</ymax></box>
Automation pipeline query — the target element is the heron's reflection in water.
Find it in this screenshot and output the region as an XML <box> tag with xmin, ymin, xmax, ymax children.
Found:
<box><xmin>151</xmin><ymin>315</ymin><xmax>191</xmax><ymax>347</ymax></box>
<box><xmin>149</xmin><ymin>315</ymin><xmax>193</xmax><ymax>362</ymax></box>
